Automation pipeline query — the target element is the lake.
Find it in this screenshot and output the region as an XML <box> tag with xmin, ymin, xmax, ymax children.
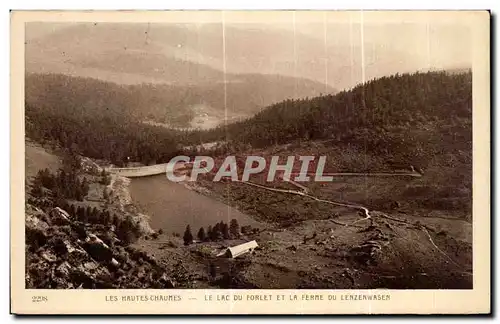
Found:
<box><xmin>129</xmin><ymin>175</ymin><xmax>260</xmax><ymax>234</ymax></box>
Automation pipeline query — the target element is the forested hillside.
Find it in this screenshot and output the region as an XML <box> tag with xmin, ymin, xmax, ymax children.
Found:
<box><xmin>26</xmin><ymin>106</ymin><xmax>181</xmax><ymax>167</ymax></box>
<box><xmin>25</xmin><ymin>72</ymin><xmax>332</xmax><ymax>167</ymax></box>
<box><xmin>26</xmin><ymin>73</ymin><xmax>334</xmax><ymax>128</ymax></box>
<box><xmin>188</xmin><ymin>71</ymin><xmax>472</xmax><ymax>170</ymax></box>
<box><xmin>182</xmin><ymin>70</ymin><xmax>472</xmax><ymax>225</ymax></box>
<box><xmin>26</xmin><ymin>73</ymin><xmax>194</xmax><ymax>127</ymax></box>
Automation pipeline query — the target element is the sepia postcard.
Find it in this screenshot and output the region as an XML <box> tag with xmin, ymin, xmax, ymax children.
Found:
<box><xmin>10</xmin><ymin>10</ymin><xmax>491</xmax><ymax>315</ymax></box>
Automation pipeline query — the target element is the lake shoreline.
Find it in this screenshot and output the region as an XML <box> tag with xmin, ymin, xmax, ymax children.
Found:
<box><xmin>128</xmin><ymin>174</ymin><xmax>261</xmax><ymax>234</ymax></box>
<box><xmin>108</xmin><ymin>174</ymin><xmax>155</xmax><ymax>235</ymax></box>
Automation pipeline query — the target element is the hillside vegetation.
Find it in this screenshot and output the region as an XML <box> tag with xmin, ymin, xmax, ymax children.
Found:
<box><xmin>186</xmin><ymin>71</ymin><xmax>472</xmax><ymax>222</ymax></box>
<box><xmin>191</xmin><ymin>71</ymin><xmax>471</xmax><ymax>168</ymax></box>
<box><xmin>26</xmin><ymin>73</ymin><xmax>334</xmax><ymax>128</ymax></box>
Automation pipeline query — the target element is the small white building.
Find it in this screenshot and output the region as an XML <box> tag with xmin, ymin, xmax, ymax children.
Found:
<box><xmin>218</xmin><ymin>240</ymin><xmax>258</xmax><ymax>258</ymax></box>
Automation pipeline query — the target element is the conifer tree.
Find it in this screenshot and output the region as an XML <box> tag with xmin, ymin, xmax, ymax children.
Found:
<box><xmin>183</xmin><ymin>225</ymin><xmax>193</xmax><ymax>245</ymax></box>
<box><xmin>229</xmin><ymin>219</ymin><xmax>240</xmax><ymax>238</ymax></box>
<box><xmin>197</xmin><ymin>227</ymin><xmax>206</xmax><ymax>242</ymax></box>
<box><xmin>207</xmin><ymin>225</ymin><xmax>213</xmax><ymax>241</ymax></box>
<box><xmin>222</xmin><ymin>223</ymin><xmax>230</xmax><ymax>240</ymax></box>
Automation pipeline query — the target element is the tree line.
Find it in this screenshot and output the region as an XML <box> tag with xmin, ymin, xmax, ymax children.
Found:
<box><xmin>30</xmin><ymin>167</ymin><xmax>90</xmax><ymax>203</ymax></box>
<box><xmin>183</xmin><ymin>219</ymin><xmax>241</xmax><ymax>245</ymax></box>
<box><xmin>28</xmin><ymin>152</ymin><xmax>143</xmax><ymax>244</ymax></box>
<box><xmin>60</xmin><ymin>201</ymin><xmax>142</xmax><ymax>244</ymax></box>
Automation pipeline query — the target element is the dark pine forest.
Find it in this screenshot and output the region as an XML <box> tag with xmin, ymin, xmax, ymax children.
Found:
<box><xmin>191</xmin><ymin>71</ymin><xmax>472</xmax><ymax>170</ymax></box>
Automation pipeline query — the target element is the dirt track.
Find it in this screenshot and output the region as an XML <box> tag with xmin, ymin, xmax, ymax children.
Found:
<box><xmin>239</xmin><ymin>178</ymin><xmax>472</xmax><ymax>276</ymax></box>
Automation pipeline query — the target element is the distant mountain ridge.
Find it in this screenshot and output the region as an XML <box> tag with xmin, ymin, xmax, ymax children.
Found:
<box><xmin>26</xmin><ymin>22</ymin><xmax>470</xmax><ymax>90</ymax></box>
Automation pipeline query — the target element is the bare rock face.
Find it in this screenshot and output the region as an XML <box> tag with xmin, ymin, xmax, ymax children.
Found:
<box><xmin>26</xmin><ymin>215</ymin><xmax>49</xmax><ymax>251</ymax></box>
<box><xmin>56</xmin><ymin>261</ymin><xmax>72</xmax><ymax>278</ymax></box>
<box><xmin>26</xmin><ymin>212</ymin><xmax>49</xmax><ymax>231</ymax></box>
<box><xmin>83</xmin><ymin>234</ymin><xmax>114</xmax><ymax>263</ymax></box>
<box><xmin>158</xmin><ymin>273</ymin><xmax>175</xmax><ymax>288</ymax></box>
<box><xmin>49</xmin><ymin>207</ymin><xmax>71</xmax><ymax>225</ymax></box>
<box><xmin>40</xmin><ymin>250</ymin><xmax>57</xmax><ymax>263</ymax></box>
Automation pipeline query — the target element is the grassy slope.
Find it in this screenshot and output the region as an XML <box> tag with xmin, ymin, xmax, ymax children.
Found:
<box><xmin>191</xmin><ymin>140</ymin><xmax>471</xmax><ymax>227</ymax></box>
<box><xmin>25</xmin><ymin>140</ymin><xmax>62</xmax><ymax>180</ymax></box>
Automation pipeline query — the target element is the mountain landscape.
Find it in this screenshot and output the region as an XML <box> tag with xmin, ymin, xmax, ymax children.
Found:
<box><xmin>26</xmin><ymin>23</ymin><xmax>340</xmax><ymax>129</ymax></box>
<box><xmin>26</xmin><ymin>22</ymin><xmax>470</xmax><ymax>89</ymax></box>
<box><xmin>24</xmin><ymin>19</ymin><xmax>474</xmax><ymax>291</ymax></box>
<box><xmin>25</xmin><ymin>21</ymin><xmax>470</xmax><ymax>129</ymax></box>
<box><xmin>26</xmin><ymin>70</ymin><xmax>473</xmax><ymax>289</ymax></box>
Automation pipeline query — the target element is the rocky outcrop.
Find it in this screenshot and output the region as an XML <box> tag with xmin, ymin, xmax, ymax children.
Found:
<box><xmin>108</xmin><ymin>174</ymin><xmax>154</xmax><ymax>236</ymax></box>
<box><xmin>49</xmin><ymin>207</ymin><xmax>71</xmax><ymax>225</ymax></box>
<box><xmin>25</xmin><ymin>205</ymin><xmax>175</xmax><ymax>289</ymax></box>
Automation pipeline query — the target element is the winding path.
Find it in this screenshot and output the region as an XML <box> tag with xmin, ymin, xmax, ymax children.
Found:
<box><xmin>109</xmin><ymin>161</ymin><xmax>422</xmax><ymax>223</ymax></box>
<box><xmin>238</xmin><ymin>178</ymin><xmax>471</xmax><ymax>276</ymax></box>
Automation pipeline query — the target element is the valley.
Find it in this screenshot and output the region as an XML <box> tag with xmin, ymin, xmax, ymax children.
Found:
<box><xmin>23</xmin><ymin>19</ymin><xmax>474</xmax><ymax>290</ymax></box>
<box><xmin>24</xmin><ymin>140</ymin><xmax>472</xmax><ymax>289</ymax></box>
